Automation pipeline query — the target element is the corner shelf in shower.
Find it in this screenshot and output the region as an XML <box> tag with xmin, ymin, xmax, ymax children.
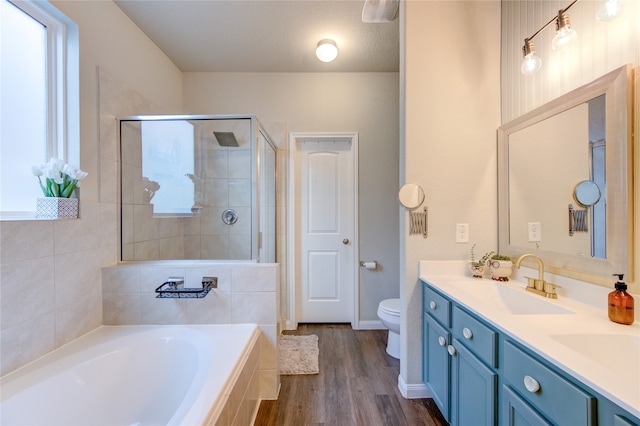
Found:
<box><xmin>155</xmin><ymin>277</ymin><xmax>217</xmax><ymax>299</ymax></box>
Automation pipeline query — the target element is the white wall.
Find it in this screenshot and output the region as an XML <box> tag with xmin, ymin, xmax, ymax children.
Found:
<box><xmin>0</xmin><ymin>0</ymin><xmax>183</xmax><ymax>375</ymax></box>
<box><xmin>401</xmin><ymin>0</ymin><xmax>502</xmax><ymax>391</ymax></box>
<box><xmin>183</xmin><ymin>72</ymin><xmax>401</xmax><ymax>323</ymax></box>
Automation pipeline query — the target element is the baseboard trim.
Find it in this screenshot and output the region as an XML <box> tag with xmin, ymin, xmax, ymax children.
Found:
<box><xmin>398</xmin><ymin>374</ymin><xmax>430</xmax><ymax>399</ymax></box>
<box><xmin>357</xmin><ymin>319</ymin><xmax>385</xmax><ymax>330</ymax></box>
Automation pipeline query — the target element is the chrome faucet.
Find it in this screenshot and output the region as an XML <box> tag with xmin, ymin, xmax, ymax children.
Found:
<box><xmin>514</xmin><ymin>254</ymin><xmax>558</xmax><ymax>299</ymax></box>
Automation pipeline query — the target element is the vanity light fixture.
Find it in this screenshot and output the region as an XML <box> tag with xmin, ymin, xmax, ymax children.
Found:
<box><xmin>596</xmin><ymin>0</ymin><xmax>623</xmax><ymax>22</ymax></box>
<box><xmin>551</xmin><ymin>9</ymin><xmax>578</xmax><ymax>50</ymax></box>
<box><xmin>316</xmin><ymin>39</ymin><xmax>338</xmax><ymax>63</ymax></box>
<box><xmin>521</xmin><ymin>38</ymin><xmax>542</xmax><ymax>75</ymax></box>
<box><xmin>520</xmin><ymin>0</ymin><xmax>625</xmax><ymax>76</ymax></box>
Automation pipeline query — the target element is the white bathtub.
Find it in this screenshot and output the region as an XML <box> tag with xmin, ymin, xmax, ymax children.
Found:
<box><xmin>0</xmin><ymin>324</ymin><xmax>261</xmax><ymax>425</ymax></box>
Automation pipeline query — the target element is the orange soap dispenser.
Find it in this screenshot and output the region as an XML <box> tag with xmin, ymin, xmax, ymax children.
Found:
<box><xmin>608</xmin><ymin>274</ymin><xmax>635</xmax><ymax>325</ymax></box>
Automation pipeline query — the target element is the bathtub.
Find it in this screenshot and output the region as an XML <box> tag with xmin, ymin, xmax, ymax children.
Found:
<box><xmin>0</xmin><ymin>324</ymin><xmax>261</xmax><ymax>425</ymax></box>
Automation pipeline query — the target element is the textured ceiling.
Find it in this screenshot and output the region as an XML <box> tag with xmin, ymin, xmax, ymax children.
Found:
<box><xmin>114</xmin><ymin>0</ymin><xmax>399</xmax><ymax>73</ymax></box>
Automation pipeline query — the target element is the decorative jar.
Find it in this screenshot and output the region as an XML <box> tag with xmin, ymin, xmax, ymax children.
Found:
<box><xmin>36</xmin><ymin>197</ymin><xmax>78</xmax><ymax>219</ymax></box>
<box><xmin>487</xmin><ymin>259</ymin><xmax>513</xmax><ymax>281</ymax></box>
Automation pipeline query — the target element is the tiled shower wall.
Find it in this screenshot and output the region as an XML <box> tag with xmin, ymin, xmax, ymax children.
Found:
<box><xmin>102</xmin><ymin>261</ymin><xmax>280</xmax><ymax>399</ymax></box>
<box><xmin>120</xmin><ymin>118</ymin><xmax>255</xmax><ymax>261</ymax></box>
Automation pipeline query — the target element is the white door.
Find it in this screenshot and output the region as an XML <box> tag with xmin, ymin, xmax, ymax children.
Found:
<box><xmin>292</xmin><ymin>134</ymin><xmax>357</xmax><ymax>324</ymax></box>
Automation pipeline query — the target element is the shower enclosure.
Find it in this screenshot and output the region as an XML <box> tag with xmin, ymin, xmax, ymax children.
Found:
<box><xmin>118</xmin><ymin>115</ymin><xmax>276</xmax><ymax>263</ymax></box>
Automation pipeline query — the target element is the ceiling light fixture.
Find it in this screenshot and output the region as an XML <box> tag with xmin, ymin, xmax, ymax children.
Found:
<box><xmin>521</xmin><ymin>38</ymin><xmax>542</xmax><ymax>75</ymax></box>
<box><xmin>596</xmin><ymin>0</ymin><xmax>623</xmax><ymax>21</ymax></box>
<box><xmin>316</xmin><ymin>39</ymin><xmax>338</xmax><ymax>63</ymax></box>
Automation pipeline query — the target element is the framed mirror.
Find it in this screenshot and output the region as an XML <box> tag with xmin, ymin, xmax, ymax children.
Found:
<box><xmin>398</xmin><ymin>183</ymin><xmax>425</xmax><ymax>210</ymax></box>
<box><xmin>498</xmin><ymin>65</ymin><xmax>633</xmax><ymax>283</ymax></box>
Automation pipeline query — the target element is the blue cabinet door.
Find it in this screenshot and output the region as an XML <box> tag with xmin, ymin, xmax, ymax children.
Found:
<box><xmin>423</xmin><ymin>313</ymin><xmax>451</xmax><ymax>422</ymax></box>
<box><xmin>450</xmin><ymin>339</ymin><xmax>497</xmax><ymax>426</ymax></box>
<box><xmin>502</xmin><ymin>385</ymin><xmax>551</xmax><ymax>426</ymax></box>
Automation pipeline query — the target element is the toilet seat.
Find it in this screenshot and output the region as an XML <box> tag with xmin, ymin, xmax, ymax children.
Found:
<box><xmin>378</xmin><ymin>298</ymin><xmax>400</xmax><ymax>316</ymax></box>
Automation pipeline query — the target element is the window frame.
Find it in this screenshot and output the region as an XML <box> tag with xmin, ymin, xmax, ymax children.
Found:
<box><xmin>1</xmin><ymin>0</ymin><xmax>79</xmax><ymax>219</ymax></box>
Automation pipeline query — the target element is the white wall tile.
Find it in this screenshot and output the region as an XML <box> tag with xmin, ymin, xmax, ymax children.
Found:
<box><xmin>54</xmin><ymin>248</ymin><xmax>102</xmax><ymax>305</ymax></box>
<box><xmin>0</xmin><ymin>313</ymin><xmax>55</xmax><ymax>376</ymax></box>
<box><xmin>231</xmin><ymin>291</ymin><xmax>276</xmax><ymax>324</ymax></box>
<box><xmin>186</xmin><ymin>291</ymin><xmax>232</xmax><ymax>324</ymax></box>
<box><xmin>0</xmin><ymin>221</ymin><xmax>54</xmax><ymax>264</ymax></box>
<box><xmin>1</xmin><ymin>257</ymin><xmax>55</xmax><ymax>329</ymax></box>
<box><xmin>102</xmin><ymin>266</ymin><xmax>141</xmax><ymax>293</ymax></box>
<box><xmin>140</xmin><ymin>293</ymin><xmax>187</xmax><ymax>324</ymax></box>
<box><xmin>53</xmin><ymin>202</ymin><xmax>101</xmax><ymax>254</ymax></box>
<box><xmin>232</xmin><ymin>266</ymin><xmax>277</xmax><ymax>292</ymax></box>
<box><xmin>55</xmin><ymin>292</ymin><xmax>102</xmax><ymax>347</ymax></box>
<box><xmin>103</xmin><ymin>293</ymin><xmax>141</xmax><ymax>325</ymax></box>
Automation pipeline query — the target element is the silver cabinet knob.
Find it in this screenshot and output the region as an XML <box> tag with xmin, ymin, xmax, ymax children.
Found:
<box><xmin>447</xmin><ymin>345</ymin><xmax>456</xmax><ymax>356</ymax></box>
<box><xmin>343</xmin><ymin>238</ymin><xmax>349</xmax><ymax>245</ymax></box>
<box><xmin>429</xmin><ymin>301</ymin><xmax>437</xmax><ymax>310</ymax></box>
<box><xmin>462</xmin><ymin>327</ymin><xmax>473</xmax><ymax>339</ymax></box>
<box><xmin>438</xmin><ymin>336</ymin><xmax>447</xmax><ymax>347</ymax></box>
<box><xmin>524</xmin><ymin>375</ymin><xmax>540</xmax><ymax>393</ymax></box>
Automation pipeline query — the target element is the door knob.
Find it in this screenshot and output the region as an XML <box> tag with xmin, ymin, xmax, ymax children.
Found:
<box><xmin>343</xmin><ymin>238</ymin><xmax>349</xmax><ymax>245</ymax></box>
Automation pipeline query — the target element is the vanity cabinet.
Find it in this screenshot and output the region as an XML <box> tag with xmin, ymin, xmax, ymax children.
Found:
<box><xmin>422</xmin><ymin>280</ymin><xmax>640</xmax><ymax>426</ymax></box>
<box><xmin>423</xmin><ymin>284</ymin><xmax>498</xmax><ymax>425</ymax></box>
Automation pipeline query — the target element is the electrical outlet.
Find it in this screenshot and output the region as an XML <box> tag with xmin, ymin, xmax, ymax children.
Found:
<box><xmin>456</xmin><ymin>223</ymin><xmax>469</xmax><ymax>243</ymax></box>
<box><xmin>528</xmin><ymin>222</ymin><xmax>541</xmax><ymax>242</ymax></box>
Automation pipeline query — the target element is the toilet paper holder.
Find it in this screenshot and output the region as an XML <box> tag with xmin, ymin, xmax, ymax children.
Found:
<box><xmin>359</xmin><ymin>260</ymin><xmax>378</xmax><ymax>269</ymax></box>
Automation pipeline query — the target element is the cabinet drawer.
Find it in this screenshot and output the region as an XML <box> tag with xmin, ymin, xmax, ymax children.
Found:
<box><xmin>423</xmin><ymin>284</ymin><xmax>451</xmax><ymax>327</ymax></box>
<box><xmin>452</xmin><ymin>306</ymin><xmax>498</xmax><ymax>368</ymax></box>
<box><xmin>503</xmin><ymin>341</ymin><xmax>596</xmax><ymax>426</ymax></box>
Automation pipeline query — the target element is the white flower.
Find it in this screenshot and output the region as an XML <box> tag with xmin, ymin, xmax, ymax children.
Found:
<box><xmin>31</xmin><ymin>158</ymin><xmax>88</xmax><ymax>198</ymax></box>
<box><xmin>62</xmin><ymin>164</ymin><xmax>88</xmax><ymax>181</ymax></box>
<box><xmin>31</xmin><ymin>165</ymin><xmax>43</xmax><ymax>177</ymax></box>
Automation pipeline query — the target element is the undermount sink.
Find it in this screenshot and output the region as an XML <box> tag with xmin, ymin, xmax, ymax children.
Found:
<box><xmin>550</xmin><ymin>334</ymin><xmax>640</xmax><ymax>378</ymax></box>
<box><xmin>446</xmin><ymin>281</ymin><xmax>576</xmax><ymax>315</ymax></box>
<box><xmin>491</xmin><ymin>285</ymin><xmax>575</xmax><ymax>315</ymax></box>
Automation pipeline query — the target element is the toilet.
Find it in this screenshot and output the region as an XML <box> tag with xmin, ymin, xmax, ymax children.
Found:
<box><xmin>377</xmin><ymin>298</ymin><xmax>401</xmax><ymax>359</ymax></box>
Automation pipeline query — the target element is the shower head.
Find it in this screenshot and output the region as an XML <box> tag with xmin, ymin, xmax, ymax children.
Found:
<box><xmin>213</xmin><ymin>131</ymin><xmax>239</xmax><ymax>147</ymax></box>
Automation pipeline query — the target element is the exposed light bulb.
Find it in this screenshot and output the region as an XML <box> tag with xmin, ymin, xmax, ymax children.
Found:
<box><xmin>521</xmin><ymin>55</ymin><xmax>542</xmax><ymax>75</ymax></box>
<box><xmin>521</xmin><ymin>39</ymin><xmax>542</xmax><ymax>75</ymax></box>
<box><xmin>316</xmin><ymin>39</ymin><xmax>338</xmax><ymax>63</ymax></box>
<box><xmin>596</xmin><ymin>0</ymin><xmax>623</xmax><ymax>22</ymax></box>
<box><xmin>551</xmin><ymin>11</ymin><xmax>577</xmax><ymax>50</ymax></box>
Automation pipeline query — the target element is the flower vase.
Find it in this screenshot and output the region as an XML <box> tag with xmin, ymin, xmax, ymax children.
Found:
<box><xmin>487</xmin><ymin>259</ymin><xmax>513</xmax><ymax>281</ymax></box>
<box><xmin>36</xmin><ymin>197</ymin><xmax>78</xmax><ymax>219</ymax></box>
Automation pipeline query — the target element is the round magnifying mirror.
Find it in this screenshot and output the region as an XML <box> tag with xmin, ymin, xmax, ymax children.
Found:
<box><xmin>398</xmin><ymin>183</ymin><xmax>425</xmax><ymax>210</ymax></box>
<box><xmin>574</xmin><ymin>180</ymin><xmax>601</xmax><ymax>207</ymax></box>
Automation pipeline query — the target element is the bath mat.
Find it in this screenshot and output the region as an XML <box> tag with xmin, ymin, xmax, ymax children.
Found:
<box><xmin>279</xmin><ymin>334</ymin><xmax>319</xmax><ymax>375</ymax></box>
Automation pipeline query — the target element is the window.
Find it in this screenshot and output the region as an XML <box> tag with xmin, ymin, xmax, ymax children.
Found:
<box><xmin>0</xmin><ymin>0</ymin><xmax>79</xmax><ymax>217</ymax></box>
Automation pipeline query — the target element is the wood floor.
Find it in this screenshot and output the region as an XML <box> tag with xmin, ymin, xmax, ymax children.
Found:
<box><xmin>254</xmin><ymin>324</ymin><xmax>448</xmax><ymax>426</ymax></box>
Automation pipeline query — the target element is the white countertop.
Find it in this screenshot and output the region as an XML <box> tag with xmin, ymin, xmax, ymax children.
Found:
<box><xmin>419</xmin><ymin>260</ymin><xmax>640</xmax><ymax>419</ymax></box>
